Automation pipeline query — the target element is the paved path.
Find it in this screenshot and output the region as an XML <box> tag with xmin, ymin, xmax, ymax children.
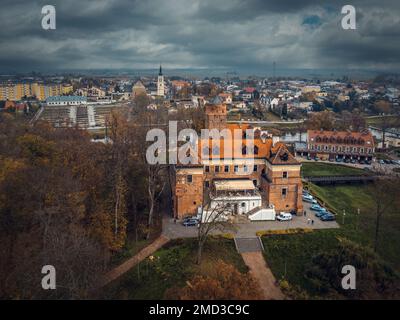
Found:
<box><xmin>100</xmin><ymin>235</ymin><xmax>170</xmax><ymax>287</ymax></box>
<box><xmin>241</xmin><ymin>251</ymin><xmax>285</xmax><ymax>300</ymax></box>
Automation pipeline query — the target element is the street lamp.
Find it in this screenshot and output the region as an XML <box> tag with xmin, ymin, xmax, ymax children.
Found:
<box><xmin>284</xmin><ymin>218</ymin><xmax>290</xmax><ymax>279</ymax></box>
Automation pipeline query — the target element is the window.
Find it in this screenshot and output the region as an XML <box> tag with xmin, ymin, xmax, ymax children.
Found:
<box><xmin>243</xmin><ymin>165</ymin><xmax>248</xmax><ymax>172</ymax></box>
<box><xmin>241</xmin><ymin>202</ymin><xmax>246</xmax><ymax>207</ymax></box>
<box><xmin>281</xmin><ymin>188</ymin><xmax>287</xmax><ymax>198</ymax></box>
<box><xmin>224</xmin><ymin>165</ymin><xmax>229</xmax><ymax>173</ymax></box>
<box><xmin>205</xmin><ymin>181</ymin><xmax>210</xmax><ymax>188</ymax></box>
<box><xmin>234</xmin><ymin>165</ymin><xmax>239</xmax><ymax>173</ymax></box>
<box><xmin>254</xmin><ymin>145</ymin><xmax>259</xmax><ymax>155</ymax></box>
<box><xmin>253</xmin><ymin>165</ymin><xmax>258</xmax><ymax>172</ymax></box>
<box><xmin>253</xmin><ymin>180</ymin><xmax>257</xmax><ymax>187</ymax></box>
<box><xmin>215</xmin><ymin>166</ymin><xmax>220</xmax><ymax>173</ymax></box>
<box><xmin>212</xmin><ymin>145</ymin><xmax>220</xmax><ymax>155</ymax></box>
<box><xmin>205</xmin><ymin>166</ymin><xmax>210</xmax><ymax>173</ymax></box>
<box><xmin>282</xmin><ymin>171</ymin><xmax>288</xmax><ymax>179</ymax></box>
<box><xmin>187</xmin><ymin>175</ymin><xmax>192</xmax><ymax>183</ymax></box>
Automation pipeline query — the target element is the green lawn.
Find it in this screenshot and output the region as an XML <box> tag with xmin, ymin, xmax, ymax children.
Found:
<box><xmin>301</xmin><ymin>162</ymin><xmax>368</xmax><ymax>177</ymax></box>
<box><xmin>366</xmin><ymin>115</ymin><xmax>400</xmax><ymax>127</ymax></box>
<box><xmin>262</xmin><ymin>183</ymin><xmax>400</xmax><ymax>297</ymax></box>
<box><xmin>109</xmin><ymin>239</ymin><xmax>153</xmax><ymax>268</ymax></box>
<box><xmin>102</xmin><ymin>237</ymin><xmax>247</xmax><ymax>299</ymax></box>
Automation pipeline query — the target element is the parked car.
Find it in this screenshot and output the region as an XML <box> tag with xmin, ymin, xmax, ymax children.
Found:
<box><xmin>314</xmin><ymin>157</ymin><xmax>320</xmax><ymax>161</ymax></box>
<box><xmin>182</xmin><ymin>218</ymin><xmax>199</xmax><ymax>226</ymax></box>
<box><xmin>344</xmin><ymin>158</ymin><xmax>350</xmax><ymax>163</ymax></box>
<box><xmin>379</xmin><ymin>159</ymin><xmax>385</xmax><ymax>164</ymax></box>
<box><xmin>350</xmin><ymin>159</ymin><xmax>357</xmax><ymax>164</ymax></box>
<box><xmin>384</xmin><ymin>159</ymin><xmax>391</xmax><ymax>164</ymax></box>
<box><xmin>365</xmin><ymin>160</ymin><xmax>372</xmax><ymax>165</ymax></box>
<box><xmin>359</xmin><ymin>160</ymin><xmax>365</xmax><ymax>165</ymax></box>
<box><xmin>320</xmin><ymin>213</ymin><xmax>336</xmax><ymax>221</ymax></box>
<box><xmin>307</xmin><ymin>155</ymin><xmax>312</xmax><ymax>160</ymax></box>
<box><xmin>310</xmin><ymin>204</ymin><xmax>323</xmax><ymax>211</ymax></box>
<box><xmin>303</xmin><ymin>197</ymin><xmax>317</xmax><ymax>204</ymax></box>
<box><xmin>277</xmin><ymin>212</ymin><xmax>293</xmax><ymax>221</ymax></box>
<box><xmin>329</xmin><ymin>158</ymin><xmax>334</xmax><ymax>162</ymax></box>
<box><xmin>336</xmin><ymin>158</ymin><xmax>343</xmax><ymax>163</ymax></box>
<box><xmin>315</xmin><ymin>209</ymin><xmax>329</xmax><ymax>217</ymax></box>
<box><xmin>302</xmin><ymin>194</ymin><xmax>313</xmax><ymax>201</ymax></box>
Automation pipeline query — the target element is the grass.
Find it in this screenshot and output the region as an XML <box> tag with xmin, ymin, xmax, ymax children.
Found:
<box><xmin>102</xmin><ymin>237</ymin><xmax>247</xmax><ymax>299</ymax></box>
<box><xmin>301</xmin><ymin>162</ymin><xmax>368</xmax><ymax>177</ymax></box>
<box><xmin>109</xmin><ymin>239</ymin><xmax>153</xmax><ymax>268</ymax></box>
<box><xmin>262</xmin><ymin>183</ymin><xmax>400</xmax><ymax>297</ymax></box>
<box><xmin>366</xmin><ymin>115</ymin><xmax>400</xmax><ymax>127</ymax></box>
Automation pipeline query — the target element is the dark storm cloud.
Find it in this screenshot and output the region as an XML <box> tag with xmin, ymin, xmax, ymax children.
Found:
<box><xmin>0</xmin><ymin>0</ymin><xmax>399</xmax><ymax>73</ymax></box>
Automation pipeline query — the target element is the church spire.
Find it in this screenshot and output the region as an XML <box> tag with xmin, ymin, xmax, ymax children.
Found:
<box><xmin>159</xmin><ymin>64</ymin><xmax>162</xmax><ymax>76</ymax></box>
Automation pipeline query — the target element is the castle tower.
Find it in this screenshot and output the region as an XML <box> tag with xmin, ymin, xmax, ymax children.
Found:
<box><xmin>157</xmin><ymin>64</ymin><xmax>165</xmax><ymax>97</ymax></box>
<box><xmin>205</xmin><ymin>96</ymin><xmax>227</xmax><ymax>130</ymax></box>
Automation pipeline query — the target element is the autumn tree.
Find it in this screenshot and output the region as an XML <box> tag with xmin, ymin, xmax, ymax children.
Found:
<box><xmin>339</xmin><ymin>109</ymin><xmax>366</xmax><ymax>131</ymax></box>
<box><xmin>166</xmin><ymin>260</ymin><xmax>263</xmax><ymax>300</ymax></box>
<box><xmin>305</xmin><ymin>110</ymin><xmax>337</xmax><ymax>131</ymax></box>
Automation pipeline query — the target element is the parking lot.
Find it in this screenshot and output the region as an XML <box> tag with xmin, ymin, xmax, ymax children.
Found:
<box><xmin>297</xmin><ymin>157</ymin><xmax>400</xmax><ymax>175</ymax></box>
<box><xmin>162</xmin><ymin>200</ymin><xmax>339</xmax><ymax>239</ymax></box>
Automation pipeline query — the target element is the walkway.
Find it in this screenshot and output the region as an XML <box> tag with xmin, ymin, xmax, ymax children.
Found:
<box><xmin>241</xmin><ymin>251</ymin><xmax>285</xmax><ymax>300</ymax></box>
<box><xmin>100</xmin><ymin>235</ymin><xmax>170</xmax><ymax>287</ymax></box>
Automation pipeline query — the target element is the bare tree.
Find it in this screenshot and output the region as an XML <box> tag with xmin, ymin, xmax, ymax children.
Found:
<box><xmin>374</xmin><ymin>101</ymin><xmax>400</xmax><ymax>149</ymax></box>
<box><xmin>197</xmin><ymin>200</ymin><xmax>237</xmax><ymax>264</ymax></box>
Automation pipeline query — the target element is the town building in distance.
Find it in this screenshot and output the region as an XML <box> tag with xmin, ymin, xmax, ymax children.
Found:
<box><xmin>296</xmin><ymin>130</ymin><xmax>375</xmax><ymax>163</ymax></box>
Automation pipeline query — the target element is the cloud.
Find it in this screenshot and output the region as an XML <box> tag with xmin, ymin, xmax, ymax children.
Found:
<box><xmin>0</xmin><ymin>0</ymin><xmax>399</xmax><ymax>74</ymax></box>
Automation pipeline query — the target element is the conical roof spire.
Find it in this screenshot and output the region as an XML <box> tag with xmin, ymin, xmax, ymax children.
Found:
<box><xmin>159</xmin><ymin>64</ymin><xmax>162</xmax><ymax>76</ymax></box>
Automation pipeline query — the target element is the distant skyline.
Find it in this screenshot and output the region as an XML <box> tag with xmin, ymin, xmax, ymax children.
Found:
<box><xmin>0</xmin><ymin>0</ymin><xmax>399</xmax><ymax>75</ymax></box>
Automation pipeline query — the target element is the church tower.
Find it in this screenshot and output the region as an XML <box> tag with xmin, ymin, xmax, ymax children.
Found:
<box><xmin>157</xmin><ymin>64</ymin><xmax>165</xmax><ymax>97</ymax></box>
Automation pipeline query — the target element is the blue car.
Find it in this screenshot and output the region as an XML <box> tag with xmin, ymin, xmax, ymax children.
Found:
<box><xmin>182</xmin><ymin>218</ymin><xmax>199</xmax><ymax>226</ymax></box>
<box><xmin>315</xmin><ymin>209</ymin><xmax>329</xmax><ymax>217</ymax></box>
<box><xmin>310</xmin><ymin>204</ymin><xmax>322</xmax><ymax>211</ymax></box>
<box><xmin>320</xmin><ymin>213</ymin><xmax>336</xmax><ymax>221</ymax></box>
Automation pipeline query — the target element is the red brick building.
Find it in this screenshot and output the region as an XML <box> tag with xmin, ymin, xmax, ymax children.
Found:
<box><xmin>305</xmin><ymin>130</ymin><xmax>375</xmax><ymax>161</ymax></box>
<box><xmin>172</xmin><ymin>98</ymin><xmax>303</xmax><ymax>220</ymax></box>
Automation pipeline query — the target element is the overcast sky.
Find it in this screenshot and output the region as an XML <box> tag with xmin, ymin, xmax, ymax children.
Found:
<box><xmin>0</xmin><ymin>0</ymin><xmax>399</xmax><ymax>74</ymax></box>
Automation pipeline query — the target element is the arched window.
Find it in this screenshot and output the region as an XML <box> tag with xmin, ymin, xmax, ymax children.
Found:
<box><xmin>254</xmin><ymin>145</ymin><xmax>259</xmax><ymax>155</ymax></box>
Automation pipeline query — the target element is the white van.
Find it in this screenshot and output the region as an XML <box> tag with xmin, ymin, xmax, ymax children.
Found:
<box><xmin>276</xmin><ymin>212</ymin><xmax>293</xmax><ymax>221</ymax></box>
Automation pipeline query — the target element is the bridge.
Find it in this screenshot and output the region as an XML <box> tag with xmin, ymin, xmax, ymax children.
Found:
<box><xmin>303</xmin><ymin>175</ymin><xmax>378</xmax><ymax>185</ymax></box>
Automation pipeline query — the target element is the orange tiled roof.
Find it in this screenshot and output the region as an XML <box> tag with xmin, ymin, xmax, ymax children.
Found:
<box><xmin>269</xmin><ymin>144</ymin><xmax>299</xmax><ymax>165</ymax></box>
<box><xmin>307</xmin><ymin>130</ymin><xmax>374</xmax><ymax>147</ymax></box>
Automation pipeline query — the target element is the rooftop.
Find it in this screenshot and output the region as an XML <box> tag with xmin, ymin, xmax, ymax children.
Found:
<box><xmin>46</xmin><ymin>96</ymin><xmax>87</xmax><ymax>102</ymax></box>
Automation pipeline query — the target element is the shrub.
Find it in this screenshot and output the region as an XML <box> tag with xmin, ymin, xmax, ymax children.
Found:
<box><xmin>257</xmin><ymin>228</ymin><xmax>313</xmax><ymax>237</ymax></box>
